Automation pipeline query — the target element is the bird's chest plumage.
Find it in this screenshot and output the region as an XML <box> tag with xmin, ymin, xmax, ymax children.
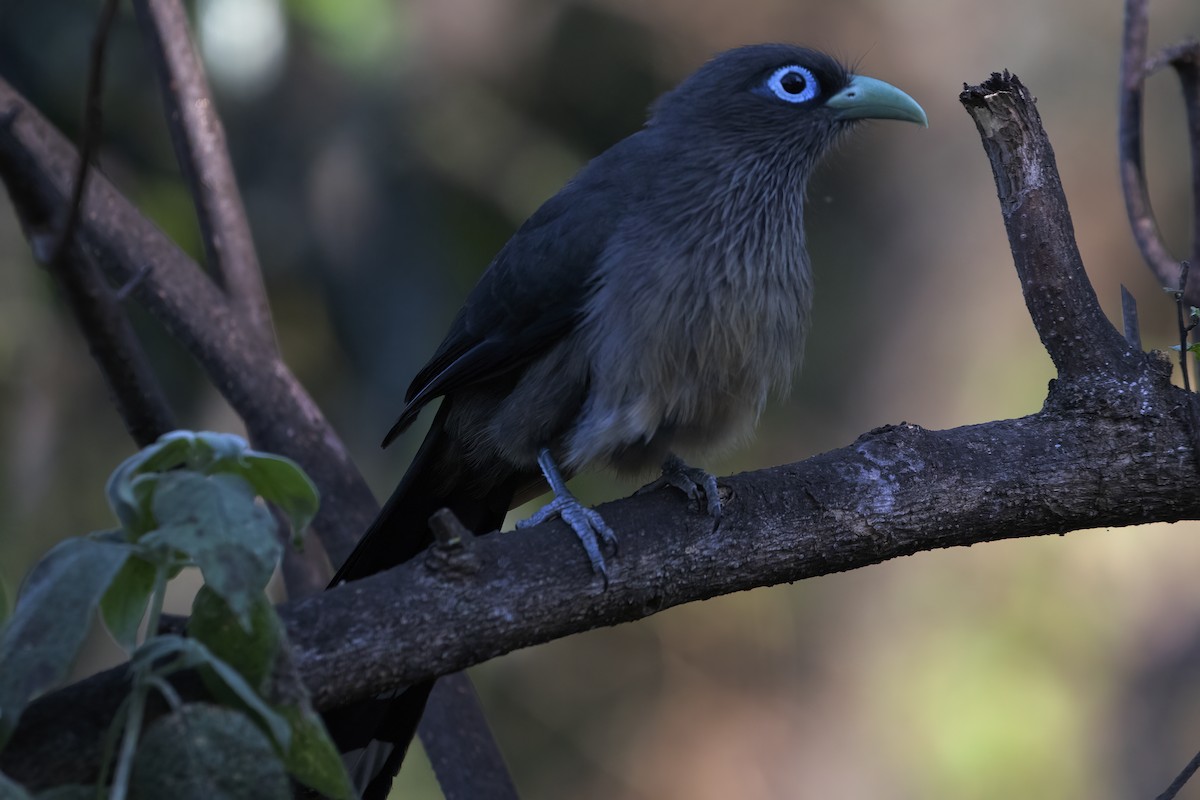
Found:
<box><xmin>566</xmin><ymin>178</ymin><xmax>813</xmax><ymax>472</ymax></box>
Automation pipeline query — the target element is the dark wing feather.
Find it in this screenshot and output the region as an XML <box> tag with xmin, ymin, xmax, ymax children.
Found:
<box><xmin>382</xmin><ymin>161</ymin><xmax>628</xmax><ymax>446</ymax></box>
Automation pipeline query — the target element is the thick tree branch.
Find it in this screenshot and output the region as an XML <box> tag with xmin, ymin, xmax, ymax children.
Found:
<box><xmin>0</xmin><ymin>74</ymin><xmax>370</xmax><ymax>566</ymax></box>
<box><xmin>130</xmin><ymin>0</ymin><xmax>278</xmax><ymax>350</ymax></box>
<box><xmin>7</xmin><ymin>387</ymin><xmax>1200</xmax><ymax>787</ymax></box>
<box><xmin>963</xmin><ymin>72</ymin><xmax>1147</xmax><ymax>380</ymax></box>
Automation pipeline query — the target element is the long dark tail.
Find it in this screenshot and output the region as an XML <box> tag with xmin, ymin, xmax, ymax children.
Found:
<box><xmin>324</xmin><ymin>402</ymin><xmax>524</xmax><ymax>800</ymax></box>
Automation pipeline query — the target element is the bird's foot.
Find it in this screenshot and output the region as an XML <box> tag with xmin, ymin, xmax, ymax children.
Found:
<box><xmin>517</xmin><ymin>492</ymin><xmax>618</xmax><ymax>580</ymax></box>
<box><xmin>638</xmin><ymin>454</ymin><xmax>722</xmax><ymax>520</ymax></box>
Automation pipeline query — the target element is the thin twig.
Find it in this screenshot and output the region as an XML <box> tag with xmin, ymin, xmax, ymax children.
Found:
<box><xmin>1156</xmin><ymin>748</ymin><xmax>1200</xmax><ymax>800</ymax></box>
<box><xmin>1164</xmin><ymin>43</ymin><xmax>1200</xmax><ymax>269</ymax></box>
<box><xmin>130</xmin><ymin>0</ymin><xmax>278</xmax><ymax>350</ymax></box>
<box><xmin>1177</xmin><ymin>262</ymin><xmax>1193</xmax><ymax>392</ymax></box>
<box><xmin>112</xmin><ymin>264</ymin><xmax>151</xmax><ymax>302</ymax></box>
<box><xmin>1144</xmin><ymin>39</ymin><xmax>1200</xmax><ymax>76</ymax></box>
<box><xmin>1127</xmin><ymin>15</ymin><xmax>1200</xmax><ymax>795</ymax></box>
<box><xmin>46</xmin><ymin>0</ymin><xmax>119</xmax><ymax>267</ymax></box>
<box><xmin>34</xmin><ymin>0</ymin><xmax>178</xmax><ymax>446</ymax></box>
<box><xmin>1121</xmin><ymin>284</ymin><xmax>1141</xmax><ymax>349</ymax></box>
<box><xmin>48</xmin><ymin>240</ymin><xmax>177</xmax><ymax>446</ymax></box>
<box><xmin>1119</xmin><ymin>1</ymin><xmax>1200</xmax><ymax>305</ymax></box>
<box><xmin>1147</xmin><ymin>37</ymin><xmax>1200</xmax><ymax>407</ymax></box>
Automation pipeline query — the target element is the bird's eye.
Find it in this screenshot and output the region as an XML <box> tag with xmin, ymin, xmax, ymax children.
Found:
<box><xmin>763</xmin><ymin>65</ymin><xmax>819</xmax><ymax>104</ymax></box>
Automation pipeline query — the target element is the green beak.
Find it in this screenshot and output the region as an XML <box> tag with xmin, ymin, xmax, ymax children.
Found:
<box><xmin>827</xmin><ymin>75</ymin><xmax>928</xmax><ymax>127</ymax></box>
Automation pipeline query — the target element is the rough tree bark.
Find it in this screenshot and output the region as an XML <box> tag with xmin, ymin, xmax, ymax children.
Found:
<box><xmin>3</xmin><ymin>68</ymin><xmax>1200</xmax><ymax>792</ymax></box>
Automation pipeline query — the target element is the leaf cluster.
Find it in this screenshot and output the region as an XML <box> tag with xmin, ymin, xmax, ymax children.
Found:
<box><xmin>0</xmin><ymin>431</ymin><xmax>352</xmax><ymax>800</ymax></box>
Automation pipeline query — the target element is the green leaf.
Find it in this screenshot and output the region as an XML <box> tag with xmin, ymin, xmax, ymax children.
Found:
<box><xmin>0</xmin><ymin>772</ymin><xmax>34</xmax><ymax>800</ymax></box>
<box><xmin>99</xmin><ymin>556</ymin><xmax>158</xmax><ymax>652</ymax></box>
<box><xmin>130</xmin><ymin>704</ymin><xmax>290</xmax><ymax>800</ymax></box>
<box><xmin>106</xmin><ymin>432</ymin><xmax>318</xmax><ymax>550</ymax></box>
<box><xmin>105</xmin><ymin>431</ymin><xmax>254</xmax><ymax>537</ymax></box>
<box><xmin>0</xmin><ymin>539</ymin><xmax>130</xmax><ymax>749</ymax></box>
<box><xmin>219</xmin><ymin>453</ymin><xmax>319</xmax><ymax>545</ymax></box>
<box><xmin>134</xmin><ymin>430</ymin><xmax>246</xmax><ymax>474</ymax></box>
<box><xmin>277</xmin><ymin>705</ymin><xmax>355</xmax><ymax>799</ymax></box>
<box><xmin>187</xmin><ymin>591</ymin><xmax>352</xmax><ymax>797</ymax></box>
<box><xmin>106</xmin><ymin>446</ymin><xmax>155</xmax><ymax>533</ymax></box>
<box><xmin>105</xmin><ymin>436</ymin><xmax>190</xmax><ymax>535</ymax></box>
<box><xmin>131</xmin><ymin>637</ymin><xmax>290</xmax><ymax>751</ymax></box>
<box><xmin>136</xmin><ymin>430</ymin><xmax>206</xmax><ymax>471</ymax></box>
<box><xmin>191</xmin><ymin>431</ymin><xmax>251</xmax><ymax>463</ymax></box>
<box><xmin>188</xmin><ymin>587</ymin><xmax>281</xmax><ymax>691</ymax></box>
<box><xmin>142</xmin><ymin>472</ymin><xmax>281</xmax><ymax>626</ymax></box>
<box><xmin>197</xmin><ymin>650</ymin><xmax>291</xmax><ymax>752</ymax></box>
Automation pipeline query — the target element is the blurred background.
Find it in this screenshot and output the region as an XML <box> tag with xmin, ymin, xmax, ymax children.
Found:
<box><xmin>2</xmin><ymin>0</ymin><xmax>1200</xmax><ymax>797</ymax></box>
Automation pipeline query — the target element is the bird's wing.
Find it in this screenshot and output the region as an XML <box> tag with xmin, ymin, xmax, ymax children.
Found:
<box><xmin>382</xmin><ymin>170</ymin><xmax>625</xmax><ymax>446</ymax></box>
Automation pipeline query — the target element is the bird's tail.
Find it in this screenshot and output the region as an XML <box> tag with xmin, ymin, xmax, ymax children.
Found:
<box><xmin>324</xmin><ymin>401</ymin><xmax>522</xmax><ymax>799</ymax></box>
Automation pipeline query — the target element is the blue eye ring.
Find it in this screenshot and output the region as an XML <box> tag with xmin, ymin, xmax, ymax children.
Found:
<box><xmin>763</xmin><ymin>65</ymin><xmax>819</xmax><ymax>104</ymax></box>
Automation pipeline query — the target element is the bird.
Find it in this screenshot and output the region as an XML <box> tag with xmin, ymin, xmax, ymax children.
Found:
<box><xmin>325</xmin><ymin>42</ymin><xmax>927</xmax><ymax>799</ymax></box>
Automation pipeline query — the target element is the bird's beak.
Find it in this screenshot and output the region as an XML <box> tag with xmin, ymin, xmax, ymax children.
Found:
<box><xmin>827</xmin><ymin>75</ymin><xmax>928</xmax><ymax>127</ymax></box>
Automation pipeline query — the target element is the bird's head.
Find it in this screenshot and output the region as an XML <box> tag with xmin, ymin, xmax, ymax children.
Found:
<box><xmin>649</xmin><ymin>44</ymin><xmax>926</xmax><ymax>165</ymax></box>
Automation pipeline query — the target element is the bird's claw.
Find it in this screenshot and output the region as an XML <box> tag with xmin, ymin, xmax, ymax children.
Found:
<box><xmin>518</xmin><ymin>493</ymin><xmax>618</xmax><ymax>580</ymax></box>
<box><xmin>638</xmin><ymin>454</ymin><xmax>723</xmax><ymax>520</ymax></box>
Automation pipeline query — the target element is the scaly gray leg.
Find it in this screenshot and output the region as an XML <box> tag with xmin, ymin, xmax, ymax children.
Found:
<box><xmin>517</xmin><ymin>448</ymin><xmax>618</xmax><ymax>578</ymax></box>
<box><xmin>638</xmin><ymin>453</ymin><xmax>722</xmax><ymax>519</ymax></box>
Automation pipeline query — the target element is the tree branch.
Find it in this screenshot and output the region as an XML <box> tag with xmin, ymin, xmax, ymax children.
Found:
<box><xmin>1119</xmin><ymin>0</ymin><xmax>1200</xmax><ymax>305</ymax></box>
<box><xmin>963</xmin><ymin>71</ymin><xmax>1146</xmax><ymax>380</ymax></box>
<box><xmin>1144</xmin><ymin>38</ymin><xmax>1200</xmax><ymax>272</ymax></box>
<box><xmin>0</xmin><ymin>74</ymin><xmax>370</xmax><ymax>566</ymax></box>
<box><xmin>421</xmin><ymin>676</ymin><xmax>520</xmax><ymax>800</ymax></box>
<box><xmin>1157</xmin><ymin>747</ymin><xmax>1200</xmax><ymax>800</ymax></box>
<box><xmin>1</xmin><ymin>0</ymin><xmax>179</xmax><ymax>449</ymax></box>
<box><xmin>7</xmin><ymin>388</ymin><xmax>1200</xmax><ymax>787</ymax></box>
<box><xmin>130</xmin><ymin>0</ymin><xmax>278</xmax><ymax>350</ymax></box>
<box><xmin>43</xmin><ymin>236</ymin><xmax>176</xmax><ymax>447</ymax></box>
<box><xmin>46</xmin><ymin>0</ymin><xmax>118</xmax><ymax>268</ymax></box>
<box><xmin>51</xmin><ymin>0</ymin><xmax>175</xmax><ymax>449</ymax></box>
<box><xmin>1171</xmin><ymin>47</ymin><xmax>1200</xmax><ymax>269</ymax></box>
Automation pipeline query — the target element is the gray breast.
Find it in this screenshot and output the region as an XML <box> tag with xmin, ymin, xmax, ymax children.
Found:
<box><xmin>566</xmin><ymin>155</ymin><xmax>814</xmax><ymax>473</ymax></box>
